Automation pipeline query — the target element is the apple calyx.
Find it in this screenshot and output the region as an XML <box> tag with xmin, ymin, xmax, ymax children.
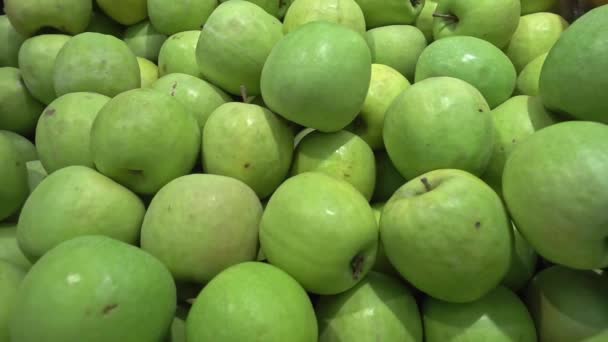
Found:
<box><xmin>420</xmin><ymin>177</ymin><xmax>432</xmax><ymax>192</ymax></box>
<box><xmin>432</xmin><ymin>13</ymin><xmax>459</xmax><ymax>23</ymax></box>
<box><xmin>351</xmin><ymin>254</ymin><xmax>366</xmax><ymax>280</ymax></box>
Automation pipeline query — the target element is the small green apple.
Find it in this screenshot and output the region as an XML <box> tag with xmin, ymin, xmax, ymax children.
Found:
<box><xmin>0</xmin><ymin>134</ymin><xmax>29</xmax><ymax>222</ymax></box>
<box><xmin>0</xmin><ymin>260</ymin><xmax>25</xmax><ymax>342</ymax></box>
<box><xmin>381</xmin><ymin>169</ymin><xmax>512</xmax><ymax>303</ymax></box>
<box><xmin>516</xmin><ymin>53</ymin><xmax>548</xmax><ymax>96</ymax></box>
<box><xmin>96</xmin><ymin>0</ymin><xmax>147</xmax><ymax>26</ymax></box>
<box><xmin>0</xmin><ymin>131</ymin><xmax>37</xmax><ymax>163</ymax></box>
<box><xmin>186</xmin><ymin>262</ymin><xmax>318</xmax><ymax>342</ymax></box>
<box><xmin>35</xmin><ymin>92</ymin><xmax>110</xmax><ymax>173</ymax></box>
<box><xmin>4</xmin><ymin>0</ymin><xmax>92</xmax><ymax>36</ymax></box>
<box><xmin>503</xmin><ymin>121</ymin><xmax>608</xmax><ymax>269</ymax></box>
<box><xmin>53</xmin><ymin>32</ymin><xmax>141</xmax><ymax>97</ymax></box>
<box><xmin>0</xmin><ymin>224</ymin><xmax>32</xmax><ymax>270</ymax></box>
<box><xmin>365</xmin><ymin>25</ymin><xmax>427</xmax><ymax>81</ymax></box>
<box><xmin>137</xmin><ymin>57</ymin><xmax>158</xmax><ymax>87</ymax></box>
<box><xmin>423</xmin><ymin>286</ymin><xmax>537</xmax><ymax>341</ymax></box>
<box><xmin>260</xmin><ymin>172</ymin><xmax>378</xmax><ymax>295</ymax></box>
<box><xmin>501</xmin><ymin>224</ymin><xmax>538</xmax><ymax>292</ymax></box>
<box><xmin>202</xmin><ymin>103</ymin><xmax>294</xmax><ymax>198</ymax></box>
<box><xmin>220</xmin><ymin>0</ymin><xmax>281</xmax><ymax>17</ymax></box>
<box><xmin>85</xmin><ymin>11</ymin><xmax>124</xmax><ymax>37</ymax></box>
<box><xmin>148</xmin><ymin>0</ymin><xmax>216</xmax><ymax>35</ymax></box>
<box><xmin>0</xmin><ymin>67</ymin><xmax>44</xmax><ymax>136</ymax></box>
<box><xmin>415</xmin><ymin>36</ymin><xmax>517</xmax><ymax>108</ymax></box>
<box><xmin>353</xmin><ymin>0</ymin><xmax>424</xmax><ymax>28</ymax></box>
<box><xmin>283</xmin><ymin>0</ymin><xmax>366</xmax><ymax>35</ymax></box>
<box><xmin>158</xmin><ymin>31</ymin><xmax>202</xmax><ymax>78</ymax></box>
<box><xmin>415</xmin><ymin>1</ymin><xmax>438</xmax><ymax>42</ymax></box>
<box><xmin>10</xmin><ymin>235</ymin><xmax>176</xmax><ymax>342</ymax></box>
<box><xmin>370</xmin><ymin>203</ymin><xmax>398</xmax><ymax>275</ymax></box>
<box><xmin>372</xmin><ymin>151</ymin><xmax>406</xmax><ymax>203</ymax></box>
<box><xmin>520</xmin><ymin>0</ymin><xmax>558</xmax><ymax>14</ymax></box>
<box><xmin>90</xmin><ymin>88</ymin><xmax>200</xmax><ymax>195</ymax></box>
<box><xmin>196</xmin><ymin>0</ymin><xmax>283</xmax><ymax>96</ymax></box>
<box><xmin>123</xmin><ymin>20</ymin><xmax>167</xmax><ymax>62</ymax></box>
<box><xmin>433</xmin><ymin>0</ymin><xmax>520</xmax><ymax>49</ymax></box>
<box><xmin>0</xmin><ymin>15</ymin><xmax>26</xmax><ymax>67</ymax></box>
<box><xmin>384</xmin><ymin>77</ymin><xmax>493</xmax><ymax>180</ymax></box>
<box><xmin>261</xmin><ymin>21</ymin><xmax>371</xmax><ymax>132</ymax></box>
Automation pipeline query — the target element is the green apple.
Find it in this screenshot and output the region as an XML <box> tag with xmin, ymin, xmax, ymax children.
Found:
<box><xmin>158</xmin><ymin>31</ymin><xmax>202</xmax><ymax>78</ymax></box>
<box><xmin>0</xmin><ymin>15</ymin><xmax>26</xmax><ymax>67</ymax></box>
<box><xmin>260</xmin><ymin>172</ymin><xmax>378</xmax><ymax>294</ymax></box>
<box><xmin>516</xmin><ymin>53</ymin><xmax>548</xmax><ymax>96</ymax></box>
<box><xmin>18</xmin><ymin>34</ymin><xmax>70</xmax><ymax>105</ymax></box>
<box><xmin>0</xmin><ymin>67</ymin><xmax>44</xmax><ymax>136</ymax></box>
<box><xmin>196</xmin><ymin>0</ymin><xmax>283</xmax><ymax>96</ymax></box>
<box><xmin>25</xmin><ymin>160</ymin><xmax>47</xmax><ymax>194</ymax></box>
<box><xmin>0</xmin><ymin>130</ymin><xmax>37</xmax><ymax>163</ymax></box>
<box><xmin>53</xmin><ymin>32</ymin><xmax>141</xmax><ymax>97</ymax></box>
<box><xmin>433</xmin><ymin>0</ymin><xmax>520</xmax><ymax>49</ymax></box>
<box><xmin>501</xmin><ymin>224</ymin><xmax>538</xmax><ymax>292</ymax></box>
<box><xmin>525</xmin><ymin>265</ymin><xmax>608</xmax><ymax>341</ymax></box>
<box><xmin>0</xmin><ymin>134</ymin><xmax>29</xmax><ymax>222</ymax></box>
<box><xmin>353</xmin><ymin>0</ymin><xmax>424</xmax><ymax>28</ymax></box>
<box><xmin>220</xmin><ymin>0</ymin><xmax>281</xmax><ymax>17</ymax></box>
<box><xmin>0</xmin><ymin>224</ymin><xmax>32</xmax><ymax>270</ymax></box>
<box><xmin>90</xmin><ymin>88</ymin><xmax>200</xmax><ymax>195</ymax></box>
<box><xmin>423</xmin><ymin>286</ymin><xmax>537</xmax><ymax>341</ymax></box>
<box><xmin>505</xmin><ymin>13</ymin><xmax>568</xmax><ymax>73</ymax></box>
<box><xmin>167</xmin><ymin>307</ymin><xmax>188</xmax><ymax>342</ymax></box>
<box><xmin>503</xmin><ymin>121</ymin><xmax>608</xmax><ymax>269</ymax></box>
<box><xmin>415</xmin><ymin>1</ymin><xmax>438</xmax><ymax>42</ymax></box>
<box><xmin>381</xmin><ymin>169</ymin><xmax>512</xmax><ymax>303</ymax></box>
<box><xmin>365</xmin><ymin>25</ymin><xmax>427</xmax><ymax>81</ymax></box>
<box><xmin>96</xmin><ymin>0</ymin><xmax>147</xmax><ymax>26</ymax></box>
<box><xmin>148</xmin><ymin>0</ymin><xmax>216</xmax><ymax>35</ymax></box>
<box><xmin>202</xmin><ymin>103</ymin><xmax>294</xmax><ymax>198</ymax></box>
<box><xmin>370</xmin><ymin>203</ymin><xmax>398</xmax><ymax>275</ymax></box>
<box><xmin>384</xmin><ymin>77</ymin><xmax>493</xmax><ymax>180</ymax></box>
<box><xmin>187</xmin><ymin>262</ymin><xmax>317</xmax><ymax>342</ymax></box>
<box><xmin>521</xmin><ymin>0</ymin><xmax>558</xmax><ymax>14</ymax></box>
<box><xmin>481</xmin><ymin>95</ymin><xmax>557</xmax><ymax>196</ymax></box>
<box><xmin>85</xmin><ymin>11</ymin><xmax>124</xmax><ymax>37</ymax></box>
<box><xmin>261</xmin><ymin>21</ymin><xmax>371</xmax><ymax>132</ymax></box>
<box><xmin>539</xmin><ymin>5</ymin><xmax>608</xmax><ymax>123</ymax></box>
<box><xmin>137</xmin><ymin>57</ymin><xmax>158</xmax><ymax>87</ymax></box>
<box><xmin>279</xmin><ymin>0</ymin><xmax>295</xmax><ymax>17</ymax></box>
<box><xmin>141</xmin><ymin>174</ymin><xmax>262</xmax><ymax>283</ymax></box>
<box><xmin>283</xmin><ymin>0</ymin><xmax>366</xmax><ymax>35</ymax></box>
<box><xmin>151</xmin><ymin>73</ymin><xmax>231</xmax><ymax>130</ymax></box>
<box><xmin>123</xmin><ymin>20</ymin><xmax>167</xmax><ymax>62</ymax></box>
<box><xmin>10</xmin><ymin>235</ymin><xmax>176</xmax><ymax>342</ymax></box>
<box><xmin>372</xmin><ymin>151</ymin><xmax>406</xmax><ymax>203</ymax></box>
<box><xmin>35</xmin><ymin>92</ymin><xmax>110</xmax><ymax>173</ymax></box>
<box><xmin>4</xmin><ymin>0</ymin><xmax>92</xmax><ymax>36</ymax></box>
<box><xmin>415</xmin><ymin>36</ymin><xmax>517</xmax><ymax>108</ymax></box>
<box><xmin>0</xmin><ymin>260</ymin><xmax>25</xmax><ymax>342</ymax></box>
<box><xmin>291</xmin><ymin>130</ymin><xmax>376</xmax><ymax>200</ymax></box>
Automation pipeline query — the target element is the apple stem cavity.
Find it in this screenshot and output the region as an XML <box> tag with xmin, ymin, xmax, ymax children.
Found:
<box><xmin>420</xmin><ymin>177</ymin><xmax>432</xmax><ymax>192</ymax></box>
<box><xmin>432</xmin><ymin>13</ymin><xmax>459</xmax><ymax>22</ymax></box>
<box><xmin>350</xmin><ymin>254</ymin><xmax>365</xmax><ymax>280</ymax></box>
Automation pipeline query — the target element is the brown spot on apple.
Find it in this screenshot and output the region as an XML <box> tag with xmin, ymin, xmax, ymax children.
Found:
<box><xmin>45</xmin><ymin>108</ymin><xmax>56</xmax><ymax>116</ymax></box>
<box><xmin>244</xmin><ymin>162</ymin><xmax>251</xmax><ymax>169</ymax></box>
<box><xmin>102</xmin><ymin>303</ymin><xmax>118</xmax><ymax>315</ymax></box>
<box><xmin>475</xmin><ymin>221</ymin><xmax>481</xmax><ymax>229</ymax></box>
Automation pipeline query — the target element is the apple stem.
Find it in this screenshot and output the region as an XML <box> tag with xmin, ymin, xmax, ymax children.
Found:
<box><xmin>240</xmin><ymin>85</ymin><xmax>248</xmax><ymax>103</ymax></box>
<box><xmin>432</xmin><ymin>13</ymin><xmax>459</xmax><ymax>22</ymax></box>
<box><xmin>420</xmin><ymin>177</ymin><xmax>432</xmax><ymax>192</ymax></box>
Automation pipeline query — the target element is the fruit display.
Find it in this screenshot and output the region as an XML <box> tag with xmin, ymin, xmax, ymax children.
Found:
<box><xmin>0</xmin><ymin>1</ymin><xmax>607</xmax><ymax>341</ymax></box>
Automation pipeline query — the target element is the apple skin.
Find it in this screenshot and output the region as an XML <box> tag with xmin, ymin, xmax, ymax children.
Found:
<box><xmin>521</xmin><ymin>0</ymin><xmax>558</xmax><ymax>14</ymax></box>
<box><xmin>35</xmin><ymin>92</ymin><xmax>110</xmax><ymax>173</ymax></box>
<box><xmin>0</xmin><ymin>260</ymin><xmax>25</xmax><ymax>342</ymax></box>
<box><xmin>96</xmin><ymin>0</ymin><xmax>147</xmax><ymax>26</ymax></box>
<box><xmin>383</xmin><ymin>77</ymin><xmax>493</xmax><ymax>180</ymax></box>
<box><xmin>415</xmin><ymin>1</ymin><xmax>438</xmax><ymax>42</ymax></box>
<box><xmin>501</xmin><ymin>224</ymin><xmax>538</xmax><ymax>292</ymax></box>
<box><xmin>380</xmin><ymin>169</ymin><xmax>513</xmax><ymax>303</ymax></box>
<box><xmin>158</xmin><ymin>31</ymin><xmax>201</xmax><ymax>78</ymax></box>
<box><xmin>525</xmin><ymin>265</ymin><xmax>608</xmax><ymax>342</ymax></box>
<box><xmin>539</xmin><ymin>5</ymin><xmax>608</xmax><ymax>123</ymax></box>
<box><xmin>25</xmin><ymin>160</ymin><xmax>47</xmax><ymax>194</ymax></box>
<box><xmin>0</xmin><ymin>15</ymin><xmax>26</xmax><ymax>67</ymax></box>
<box><xmin>196</xmin><ymin>1</ymin><xmax>283</xmax><ymax>96</ymax></box>
<box><xmin>0</xmin><ymin>224</ymin><xmax>32</xmax><ymax>270</ymax></box>
<box><xmin>123</xmin><ymin>21</ymin><xmax>167</xmax><ymax>62</ymax></box>
<box><xmin>85</xmin><ymin>11</ymin><xmax>124</xmax><ymax>38</ymax></box>
<box><xmin>148</xmin><ymin>0</ymin><xmax>217</xmax><ymax>35</ymax></box>
<box><xmin>0</xmin><ymin>134</ymin><xmax>29</xmax><ymax>222</ymax></box>
<box><xmin>136</xmin><ymin>57</ymin><xmax>158</xmax><ymax>88</ymax></box>
<box><xmin>0</xmin><ymin>130</ymin><xmax>37</xmax><ymax>163</ymax></box>
<box><xmin>283</xmin><ymin>0</ymin><xmax>366</xmax><ymax>35</ymax></box>
<box><xmin>372</xmin><ymin>150</ymin><xmax>406</xmax><ymax>203</ymax></box>
<box><xmin>291</xmin><ymin>130</ymin><xmax>376</xmax><ymax>200</ymax></box>
<box><xmin>10</xmin><ymin>236</ymin><xmax>176</xmax><ymax>342</ymax></box>
<box><xmin>505</xmin><ymin>13</ymin><xmax>569</xmax><ymax>73</ymax></box>
<box><xmin>0</xmin><ymin>67</ymin><xmax>44</xmax><ymax>136</ymax></box>
<box><xmin>260</xmin><ymin>172</ymin><xmax>378</xmax><ymax>295</ymax></box>
<box><xmin>186</xmin><ymin>262</ymin><xmax>318</xmax><ymax>342</ymax></box>
<box><xmin>415</xmin><ymin>36</ymin><xmax>517</xmax><ymax>109</ymax></box>
<box><xmin>353</xmin><ymin>0</ymin><xmax>424</xmax><ymax>28</ymax></box>
<box><xmin>4</xmin><ymin>0</ymin><xmax>92</xmax><ymax>36</ymax></box>
<box><xmin>516</xmin><ymin>53</ymin><xmax>548</xmax><ymax>96</ymax></box>
<box><xmin>370</xmin><ymin>203</ymin><xmax>399</xmax><ymax>276</ymax></box>
<box><xmin>423</xmin><ymin>286</ymin><xmax>537</xmax><ymax>341</ymax></box>
<box><xmin>503</xmin><ymin>121</ymin><xmax>608</xmax><ymax>270</ymax></box>
<box><xmin>90</xmin><ymin>88</ymin><xmax>201</xmax><ymax>195</ymax></box>
<box><xmin>365</xmin><ymin>25</ymin><xmax>426</xmax><ymax>81</ymax></box>
<box><xmin>433</xmin><ymin>0</ymin><xmax>520</xmax><ymax>49</ymax></box>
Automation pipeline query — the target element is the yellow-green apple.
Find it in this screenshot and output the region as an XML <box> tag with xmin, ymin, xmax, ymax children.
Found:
<box><xmin>354</xmin><ymin>0</ymin><xmax>424</xmax><ymax>28</ymax></box>
<box><xmin>136</xmin><ymin>57</ymin><xmax>158</xmax><ymax>87</ymax></box>
<box><xmin>283</xmin><ymin>0</ymin><xmax>366</xmax><ymax>35</ymax></box>
<box><xmin>415</xmin><ymin>1</ymin><xmax>438</xmax><ymax>42</ymax></box>
<box><xmin>123</xmin><ymin>21</ymin><xmax>167</xmax><ymax>62</ymax></box>
<box><xmin>96</xmin><ymin>0</ymin><xmax>147</xmax><ymax>26</ymax></box>
<box><xmin>516</xmin><ymin>53</ymin><xmax>548</xmax><ymax>96</ymax></box>
<box><xmin>0</xmin><ymin>67</ymin><xmax>44</xmax><ymax>136</ymax></box>
<box><xmin>148</xmin><ymin>0</ymin><xmax>217</xmax><ymax>35</ymax></box>
<box><xmin>5</xmin><ymin>0</ymin><xmax>92</xmax><ymax>36</ymax></box>
<box><xmin>157</xmin><ymin>31</ymin><xmax>201</xmax><ymax>78</ymax></box>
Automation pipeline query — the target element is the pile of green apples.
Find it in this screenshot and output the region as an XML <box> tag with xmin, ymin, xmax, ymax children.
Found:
<box><xmin>1</xmin><ymin>0</ymin><xmax>608</xmax><ymax>341</ymax></box>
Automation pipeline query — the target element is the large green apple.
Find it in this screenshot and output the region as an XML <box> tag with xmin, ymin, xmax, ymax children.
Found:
<box><xmin>381</xmin><ymin>169</ymin><xmax>512</xmax><ymax>303</ymax></box>
<box><xmin>10</xmin><ymin>235</ymin><xmax>176</xmax><ymax>342</ymax></box>
<box><xmin>316</xmin><ymin>272</ymin><xmax>422</xmax><ymax>341</ymax></box>
<box><xmin>481</xmin><ymin>95</ymin><xmax>557</xmax><ymax>195</ymax></box>
<box><xmin>365</xmin><ymin>25</ymin><xmax>427</xmax><ymax>81</ymax></box>
<box><xmin>261</xmin><ymin>21</ymin><xmax>371</xmax><ymax>132</ymax></box>
<box><xmin>141</xmin><ymin>174</ymin><xmax>262</xmax><ymax>283</ymax></box>
<box><xmin>372</xmin><ymin>151</ymin><xmax>406</xmax><ymax>203</ymax></box>
<box><xmin>187</xmin><ymin>262</ymin><xmax>317</xmax><ymax>342</ymax></box>
<box><xmin>148</xmin><ymin>0</ymin><xmax>216</xmax><ymax>35</ymax></box>
<box><xmin>196</xmin><ymin>0</ymin><xmax>283</xmax><ymax>96</ymax></box>
<box><xmin>151</xmin><ymin>73</ymin><xmax>231</xmax><ymax>130</ymax></box>
<box><xmin>137</xmin><ymin>57</ymin><xmax>158</xmax><ymax>87</ymax></box>
<box><xmin>90</xmin><ymin>88</ymin><xmax>200</xmax><ymax>195</ymax></box>
<box><xmin>0</xmin><ymin>134</ymin><xmax>29</xmax><ymax>222</ymax></box>
<box><xmin>158</xmin><ymin>31</ymin><xmax>201</xmax><ymax>78</ymax></box>
<box><xmin>0</xmin><ymin>15</ymin><xmax>25</xmax><ymax>67</ymax></box>
<box><xmin>17</xmin><ymin>165</ymin><xmax>145</xmax><ymax>261</ymax></box>
<box><xmin>123</xmin><ymin>20</ymin><xmax>167</xmax><ymax>62</ymax></box>
<box><xmin>202</xmin><ymin>103</ymin><xmax>294</xmax><ymax>198</ymax></box>
<box><xmin>433</xmin><ymin>0</ymin><xmax>520</xmax><ymax>49</ymax></box>
<box><xmin>521</xmin><ymin>0</ymin><xmax>558</xmax><ymax>14</ymax></box>
<box><xmin>384</xmin><ymin>77</ymin><xmax>493</xmax><ymax>180</ymax></box>
<box><xmin>35</xmin><ymin>92</ymin><xmax>110</xmax><ymax>173</ymax></box>
<box><xmin>501</xmin><ymin>224</ymin><xmax>538</xmax><ymax>292</ymax></box>
<box><xmin>0</xmin><ymin>130</ymin><xmax>37</xmax><ymax>163</ymax></box>
<box><xmin>0</xmin><ymin>260</ymin><xmax>25</xmax><ymax>342</ymax></box>
<box><xmin>516</xmin><ymin>53</ymin><xmax>548</xmax><ymax>96</ymax></box>
<box><xmin>505</xmin><ymin>13</ymin><xmax>568</xmax><ymax>72</ymax></box>
<box><xmin>260</xmin><ymin>172</ymin><xmax>378</xmax><ymax>294</ymax></box>
<box><xmin>18</xmin><ymin>34</ymin><xmax>70</xmax><ymax>105</ymax></box>
<box><xmin>525</xmin><ymin>265</ymin><xmax>608</xmax><ymax>341</ymax></box>
<box><xmin>415</xmin><ymin>36</ymin><xmax>517</xmax><ymax>108</ymax></box>
<box><xmin>539</xmin><ymin>5</ymin><xmax>608</xmax><ymax>123</ymax></box>
<box><xmin>423</xmin><ymin>286</ymin><xmax>537</xmax><ymax>341</ymax></box>
<box><xmin>283</xmin><ymin>0</ymin><xmax>366</xmax><ymax>35</ymax></box>
<box><xmin>96</xmin><ymin>0</ymin><xmax>147</xmax><ymax>26</ymax></box>
<box><xmin>353</xmin><ymin>0</ymin><xmax>424</xmax><ymax>28</ymax></box>
<box><xmin>85</xmin><ymin>11</ymin><xmax>124</xmax><ymax>38</ymax></box>
<box><xmin>4</xmin><ymin>0</ymin><xmax>92</xmax><ymax>36</ymax></box>
<box><xmin>53</xmin><ymin>32</ymin><xmax>141</xmax><ymax>97</ymax></box>
<box><xmin>0</xmin><ymin>67</ymin><xmax>44</xmax><ymax>136</ymax></box>
<box><xmin>415</xmin><ymin>1</ymin><xmax>438</xmax><ymax>42</ymax></box>
<box><xmin>503</xmin><ymin>121</ymin><xmax>608</xmax><ymax>269</ymax></box>
<box><xmin>0</xmin><ymin>224</ymin><xmax>32</xmax><ymax>270</ymax></box>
